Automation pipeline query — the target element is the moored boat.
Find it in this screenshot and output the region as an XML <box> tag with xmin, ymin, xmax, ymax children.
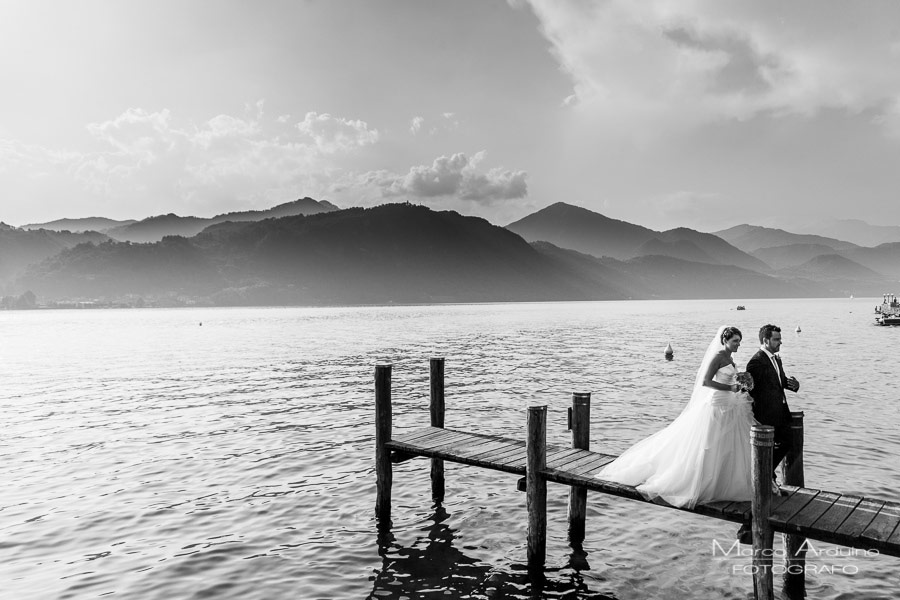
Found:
<box><xmin>876</xmin><ymin>294</ymin><xmax>900</xmax><ymax>326</ymax></box>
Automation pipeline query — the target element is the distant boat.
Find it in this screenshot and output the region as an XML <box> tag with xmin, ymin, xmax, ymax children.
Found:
<box><xmin>664</xmin><ymin>342</ymin><xmax>674</xmax><ymax>358</ymax></box>
<box><xmin>736</xmin><ymin>305</ymin><xmax>746</xmax><ymax>311</ymax></box>
<box><xmin>795</xmin><ymin>325</ymin><xmax>801</xmax><ymax>333</ymax></box>
<box><xmin>876</xmin><ymin>294</ymin><xmax>900</xmax><ymax>326</ymax></box>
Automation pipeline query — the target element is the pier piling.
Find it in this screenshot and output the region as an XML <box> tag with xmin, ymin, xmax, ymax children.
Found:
<box><xmin>430</xmin><ymin>358</ymin><xmax>445</xmax><ymax>503</ymax></box>
<box><xmin>375</xmin><ymin>364</ymin><xmax>393</xmax><ymax>523</ymax></box>
<box><xmin>568</xmin><ymin>392</ymin><xmax>591</xmax><ymax>544</ymax></box>
<box><xmin>751</xmin><ymin>425</ymin><xmax>775</xmax><ymax>600</ymax></box>
<box><xmin>526</xmin><ymin>404</ymin><xmax>548</xmax><ymax>569</ymax></box>
<box><xmin>782</xmin><ymin>412</ymin><xmax>806</xmax><ymax>596</ymax></box>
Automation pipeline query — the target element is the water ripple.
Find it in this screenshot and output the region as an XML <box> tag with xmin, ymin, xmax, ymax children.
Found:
<box><xmin>1</xmin><ymin>300</ymin><xmax>898</xmax><ymax>599</ymax></box>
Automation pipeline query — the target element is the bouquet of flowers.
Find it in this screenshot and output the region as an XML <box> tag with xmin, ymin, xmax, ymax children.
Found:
<box><xmin>736</xmin><ymin>371</ymin><xmax>754</xmax><ymax>392</ymax></box>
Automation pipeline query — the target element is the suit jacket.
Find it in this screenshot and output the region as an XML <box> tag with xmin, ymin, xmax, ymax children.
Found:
<box><xmin>746</xmin><ymin>349</ymin><xmax>792</xmax><ymax>428</ymax></box>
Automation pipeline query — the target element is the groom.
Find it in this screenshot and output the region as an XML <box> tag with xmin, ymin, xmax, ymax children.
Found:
<box><xmin>746</xmin><ymin>324</ymin><xmax>800</xmax><ymax>484</ymax></box>
<box><xmin>737</xmin><ymin>324</ymin><xmax>800</xmax><ymax>543</ymax></box>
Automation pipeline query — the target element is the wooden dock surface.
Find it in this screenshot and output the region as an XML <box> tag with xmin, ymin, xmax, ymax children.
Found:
<box><xmin>386</xmin><ymin>425</ymin><xmax>900</xmax><ymax>557</ymax></box>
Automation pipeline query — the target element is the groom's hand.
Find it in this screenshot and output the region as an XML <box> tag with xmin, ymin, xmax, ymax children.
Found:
<box><xmin>786</xmin><ymin>376</ymin><xmax>799</xmax><ymax>392</ymax></box>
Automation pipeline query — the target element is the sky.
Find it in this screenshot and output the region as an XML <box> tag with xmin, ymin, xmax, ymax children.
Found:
<box><xmin>2</xmin><ymin>0</ymin><xmax>900</xmax><ymax>232</ymax></box>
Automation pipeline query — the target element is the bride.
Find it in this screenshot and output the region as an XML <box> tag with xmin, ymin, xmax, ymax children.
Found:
<box><xmin>595</xmin><ymin>325</ymin><xmax>757</xmax><ymax>509</ymax></box>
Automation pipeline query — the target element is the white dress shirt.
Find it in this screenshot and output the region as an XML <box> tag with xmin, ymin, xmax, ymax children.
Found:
<box><xmin>761</xmin><ymin>346</ymin><xmax>782</xmax><ymax>382</ymax></box>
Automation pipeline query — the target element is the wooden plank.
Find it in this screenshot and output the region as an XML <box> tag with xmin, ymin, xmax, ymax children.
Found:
<box><xmin>696</xmin><ymin>500</ymin><xmax>736</xmax><ymax>517</ymax></box>
<box><xmin>387</xmin><ymin>431</ymin><xmax>502</xmax><ymax>461</ymax></box>
<box><xmin>860</xmin><ymin>502</ymin><xmax>900</xmax><ymax>549</ymax></box>
<box><xmin>689</xmin><ymin>500</ymin><xmax>751</xmax><ymax>523</ymax></box>
<box><xmin>385</xmin><ymin>434</ymin><xmax>451</xmax><ymax>454</ymax></box>
<box><xmin>402</xmin><ymin>427</ymin><xmax>509</xmax><ymax>449</ymax></box>
<box><xmin>408</xmin><ymin>429</ymin><xmax>474</xmax><ymax>450</ymax></box>
<box><xmin>435</xmin><ymin>437</ymin><xmax>525</xmax><ymax>467</ymax></box>
<box><xmin>421</xmin><ymin>429</ymin><xmax>481</xmax><ymax>448</ymax></box>
<box><xmin>544</xmin><ymin>447</ymin><xmax>585</xmax><ymax>466</ymax></box>
<box><xmin>458</xmin><ymin>443</ymin><xmax>526</xmax><ymax>469</ymax></box>
<box><xmin>783</xmin><ymin>491</ymin><xmax>839</xmax><ymax>534</ymax></box>
<box><xmin>724</xmin><ymin>501</ymin><xmax>752</xmax><ymax>522</ymax></box>
<box><xmin>547</xmin><ymin>448</ymin><xmax>593</xmax><ymax>470</ymax></box>
<box><xmin>544</xmin><ymin>468</ymin><xmax>646</xmax><ymax>502</ymax></box>
<box><xmin>695</xmin><ymin>500</ymin><xmax>744</xmax><ymax>521</ymax></box>
<box><xmin>835</xmin><ymin>498</ymin><xmax>884</xmax><ymax>538</ymax></box>
<box><xmin>809</xmin><ymin>494</ymin><xmax>862</xmax><ymax>535</ymax></box>
<box><xmin>568</xmin><ymin>453</ymin><xmax>617</xmax><ymax>476</ymax></box>
<box><xmin>391</xmin><ymin>426</ymin><xmax>442</xmax><ymax>444</ymax></box>
<box><xmin>399</xmin><ymin>437</ymin><xmax>525</xmax><ymax>473</ymax></box>
<box><xmin>453</xmin><ymin>438</ymin><xmax>518</xmax><ymax>461</ymax></box>
<box><xmin>386</xmin><ymin>429</ymin><xmax>450</xmax><ymax>450</ymax></box>
<box><xmin>427</xmin><ymin>432</ymin><xmax>503</xmax><ymax>456</ymax></box>
<box><xmin>560</xmin><ymin>449</ymin><xmax>605</xmax><ymax>471</ymax></box>
<box><xmin>769</xmin><ymin>487</ymin><xmax>797</xmax><ymax>514</ymax></box>
<box><xmin>467</xmin><ymin>442</ymin><xmax>526</xmax><ymax>464</ymax></box>
<box><xmin>492</xmin><ymin>446</ymin><xmax>528</xmax><ymax>470</ymax></box>
<box><xmin>886</xmin><ymin>507</ymin><xmax>900</xmax><ymax>549</ymax></box>
<box><xmin>442</xmin><ymin>435</ymin><xmax>506</xmax><ymax>455</ymax></box>
<box><xmin>555</xmin><ymin>451</ymin><xmax>609</xmax><ymax>474</ymax></box>
<box><xmin>770</xmin><ymin>488</ymin><xmax>819</xmax><ymax>529</ymax></box>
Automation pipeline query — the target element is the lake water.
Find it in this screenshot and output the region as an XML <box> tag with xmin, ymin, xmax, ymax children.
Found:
<box><xmin>2</xmin><ymin>298</ymin><xmax>899</xmax><ymax>599</ymax></box>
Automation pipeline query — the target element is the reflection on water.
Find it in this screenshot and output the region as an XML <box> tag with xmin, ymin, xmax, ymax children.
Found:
<box><xmin>370</xmin><ymin>504</ymin><xmax>614</xmax><ymax>600</ymax></box>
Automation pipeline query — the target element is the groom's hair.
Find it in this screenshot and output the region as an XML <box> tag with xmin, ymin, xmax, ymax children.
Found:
<box><xmin>759</xmin><ymin>324</ymin><xmax>781</xmax><ymax>344</ymax></box>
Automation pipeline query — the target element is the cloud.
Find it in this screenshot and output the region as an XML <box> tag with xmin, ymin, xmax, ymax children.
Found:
<box><xmin>364</xmin><ymin>151</ymin><xmax>527</xmax><ymax>203</ymax></box>
<box><xmin>523</xmin><ymin>0</ymin><xmax>900</xmax><ymax>137</ymax></box>
<box><xmin>1</xmin><ymin>105</ymin><xmax>381</xmax><ymax>218</ymax></box>
<box><xmin>407</xmin><ymin>113</ymin><xmax>460</xmax><ymax>136</ymax></box>
<box><xmin>296</xmin><ymin>111</ymin><xmax>379</xmax><ymax>153</ymax></box>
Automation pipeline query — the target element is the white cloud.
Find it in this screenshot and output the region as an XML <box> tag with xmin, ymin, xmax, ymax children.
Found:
<box><xmin>0</xmin><ymin>105</ymin><xmax>381</xmax><ymax>219</ymax></box>
<box><xmin>407</xmin><ymin>114</ymin><xmax>460</xmax><ymax>136</ymax></box>
<box><xmin>363</xmin><ymin>151</ymin><xmax>527</xmax><ymax>204</ymax></box>
<box><xmin>523</xmin><ymin>0</ymin><xmax>900</xmax><ymax>138</ymax></box>
<box><xmin>296</xmin><ymin>111</ymin><xmax>379</xmax><ymax>153</ymax></box>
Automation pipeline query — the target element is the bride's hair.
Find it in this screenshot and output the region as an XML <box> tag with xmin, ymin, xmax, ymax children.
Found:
<box><xmin>721</xmin><ymin>326</ymin><xmax>742</xmax><ymax>345</ymax></box>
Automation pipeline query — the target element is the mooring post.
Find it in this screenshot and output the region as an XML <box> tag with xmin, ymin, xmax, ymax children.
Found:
<box><xmin>751</xmin><ymin>424</ymin><xmax>775</xmax><ymax>600</ymax></box>
<box><xmin>568</xmin><ymin>392</ymin><xmax>591</xmax><ymax>544</ymax></box>
<box><xmin>375</xmin><ymin>364</ymin><xmax>392</xmax><ymax>523</ymax></box>
<box><xmin>526</xmin><ymin>404</ymin><xmax>548</xmax><ymax>569</ymax></box>
<box><xmin>430</xmin><ymin>357</ymin><xmax>445</xmax><ymax>503</ymax></box>
<box><xmin>782</xmin><ymin>412</ymin><xmax>806</xmax><ymax>595</ymax></box>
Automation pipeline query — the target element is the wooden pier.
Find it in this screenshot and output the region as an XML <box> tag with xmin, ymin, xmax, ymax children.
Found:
<box><xmin>374</xmin><ymin>360</ymin><xmax>900</xmax><ymax>600</ymax></box>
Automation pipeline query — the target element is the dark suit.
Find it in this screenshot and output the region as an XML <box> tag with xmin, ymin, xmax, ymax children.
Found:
<box><xmin>746</xmin><ymin>349</ymin><xmax>794</xmax><ymax>478</ymax></box>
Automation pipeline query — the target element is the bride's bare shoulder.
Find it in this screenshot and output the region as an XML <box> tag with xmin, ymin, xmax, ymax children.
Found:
<box><xmin>708</xmin><ymin>352</ymin><xmax>728</xmax><ymax>369</ymax></box>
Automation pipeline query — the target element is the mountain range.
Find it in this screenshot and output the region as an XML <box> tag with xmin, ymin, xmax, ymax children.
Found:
<box><xmin>507</xmin><ymin>203</ymin><xmax>769</xmax><ymax>272</ymax></box>
<box><xmin>23</xmin><ymin>197</ymin><xmax>338</xmax><ymax>243</ymax></box>
<box><xmin>4</xmin><ymin>199</ymin><xmax>900</xmax><ymax>307</ymax></box>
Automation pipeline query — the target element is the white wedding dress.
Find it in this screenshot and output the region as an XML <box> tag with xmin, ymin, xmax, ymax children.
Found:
<box><xmin>595</xmin><ymin>332</ymin><xmax>756</xmax><ymax>509</ymax></box>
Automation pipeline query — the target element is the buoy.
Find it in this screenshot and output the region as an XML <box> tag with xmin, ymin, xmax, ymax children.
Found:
<box><xmin>199</xmin><ymin>322</ymin><xmax>203</xmax><ymax>326</ymax></box>
<box><xmin>664</xmin><ymin>342</ymin><xmax>674</xmax><ymax>358</ymax></box>
<box><xmin>795</xmin><ymin>325</ymin><xmax>801</xmax><ymax>333</ymax></box>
